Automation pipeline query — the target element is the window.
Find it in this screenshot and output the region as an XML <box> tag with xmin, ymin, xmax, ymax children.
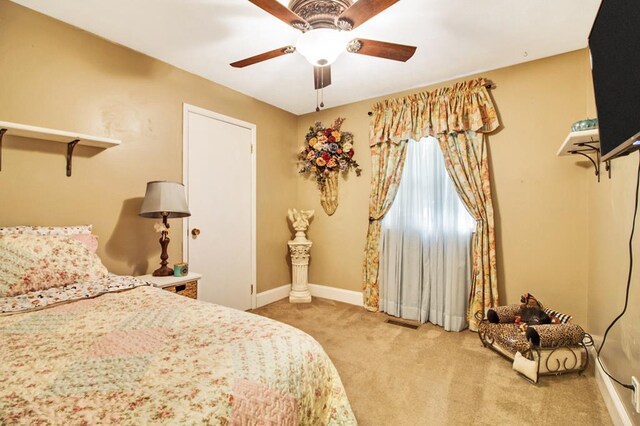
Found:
<box><xmin>379</xmin><ymin>137</ymin><xmax>475</xmax><ymax>331</ymax></box>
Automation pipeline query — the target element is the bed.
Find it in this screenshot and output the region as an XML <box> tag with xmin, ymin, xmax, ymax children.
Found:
<box><xmin>0</xmin><ymin>227</ymin><xmax>356</xmax><ymax>425</ymax></box>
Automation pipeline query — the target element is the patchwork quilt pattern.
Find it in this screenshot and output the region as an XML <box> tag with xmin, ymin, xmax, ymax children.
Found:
<box><xmin>0</xmin><ymin>285</ymin><xmax>356</xmax><ymax>425</ymax></box>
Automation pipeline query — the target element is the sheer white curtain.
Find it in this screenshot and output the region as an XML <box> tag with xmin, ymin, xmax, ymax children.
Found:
<box><xmin>379</xmin><ymin>137</ymin><xmax>475</xmax><ymax>331</ymax></box>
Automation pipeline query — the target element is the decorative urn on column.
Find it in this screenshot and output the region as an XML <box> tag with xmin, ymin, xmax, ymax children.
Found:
<box><xmin>287</xmin><ymin>208</ymin><xmax>314</xmax><ymax>303</ymax></box>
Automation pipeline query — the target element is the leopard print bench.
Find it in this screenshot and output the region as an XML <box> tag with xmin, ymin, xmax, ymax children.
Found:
<box><xmin>477</xmin><ymin>306</ymin><xmax>591</xmax><ymax>378</ymax></box>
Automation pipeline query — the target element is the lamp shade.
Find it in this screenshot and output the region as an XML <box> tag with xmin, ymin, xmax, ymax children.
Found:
<box><xmin>139</xmin><ymin>181</ymin><xmax>190</xmax><ymax>218</ymax></box>
<box><xmin>296</xmin><ymin>28</ymin><xmax>347</xmax><ymax>66</ymax></box>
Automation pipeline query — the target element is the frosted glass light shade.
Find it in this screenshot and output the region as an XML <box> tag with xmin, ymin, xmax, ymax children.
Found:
<box><xmin>296</xmin><ymin>29</ymin><xmax>347</xmax><ymax>66</ymax></box>
<box><xmin>139</xmin><ymin>181</ymin><xmax>190</xmax><ymax>218</ymax></box>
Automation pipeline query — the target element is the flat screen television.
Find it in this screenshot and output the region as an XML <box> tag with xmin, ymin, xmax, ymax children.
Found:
<box><xmin>589</xmin><ymin>0</ymin><xmax>640</xmax><ymax>161</ymax></box>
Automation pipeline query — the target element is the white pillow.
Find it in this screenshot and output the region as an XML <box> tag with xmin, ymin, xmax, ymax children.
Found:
<box><xmin>513</xmin><ymin>351</ymin><xmax>539</xmax><ymax>384</ymax></box>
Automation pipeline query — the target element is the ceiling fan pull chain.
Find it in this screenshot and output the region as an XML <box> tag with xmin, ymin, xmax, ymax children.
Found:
<box><xmin>320</xmin><ymin>70</ymin><xmax>325</xmax><ymax>108</ymax></box>
<box><xmin>316</xmin><ymin>89</ymin><xmax>320</xmax><ymax>112</ymax></box>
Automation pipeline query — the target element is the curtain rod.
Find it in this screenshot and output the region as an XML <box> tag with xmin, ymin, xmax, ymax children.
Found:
<box><xmin>367</xmin><ymin>83</ymin><xmax>495</xmax><ymax>116</ymax></box>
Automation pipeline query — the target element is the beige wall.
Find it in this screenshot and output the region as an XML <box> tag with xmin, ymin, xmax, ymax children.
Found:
<box><xmin>586</xmin><ymin>82</ymin><xmax>640</xmax><ymax>421</ymax></box>
<box><xmin>0</xmin><ymin>0</ymin><xmax>297</xmax><ymax>292</ymax></box>
<box><xmin>297</xmin><ymin>50</ymin><xmax>592</xmax><ymax>324</ymax></box>
<box><xmin>587</xmin><ymin>153</ymin><xmax>640</xmax><ymax>422</ymax></box>
<box><xmin>577</xmin><ymin>50</ymin><xmax>639</xmax><ymax>419</ymax></box>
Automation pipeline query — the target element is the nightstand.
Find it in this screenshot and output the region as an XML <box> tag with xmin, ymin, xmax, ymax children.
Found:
<box><xmin>139</xmin><ymin>272</ymin><xmax>202</xmax><ymax>299</ymax></box>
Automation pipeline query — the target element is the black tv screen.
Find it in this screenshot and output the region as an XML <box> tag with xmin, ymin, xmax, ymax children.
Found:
<box><xmin>589</xmin><ymin>0</ymin><xmax>640</xmax><ymax>161</ymax></box>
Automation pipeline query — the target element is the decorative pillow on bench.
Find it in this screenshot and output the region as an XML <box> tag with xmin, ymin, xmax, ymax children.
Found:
<box><xmin>525</xmin><ymin>323</ymin><xmax>584</xmax><ymax>347</ymax></box>
<box><xmin>486</xmin><ymin>304</ymin><xmax>572</xmax><ymax>326</ymax></box>
<box><xmin>543</xmin><ymin>308</ymin><xmax>572</xmax><ymax>324</ymax></box>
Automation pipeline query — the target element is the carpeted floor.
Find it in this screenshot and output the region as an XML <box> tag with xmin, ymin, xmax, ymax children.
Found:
<box><xmin>251</xmin><ymin>297</ymin><xmax>612</xmax><ymax>426</ymax></box>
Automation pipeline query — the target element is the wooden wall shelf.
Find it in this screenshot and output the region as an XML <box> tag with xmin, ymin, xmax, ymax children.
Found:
<box><xmin>0</xmin><ymin>121</ymin><xmax>121</xmax><ymax>176</ymax></box>
<box><xmin>557</xmin><ymin>129</ymin><xmax>600</xmax><ymax>156</ymax></box>
<box><xmin>557</xmin><ymin>128</ymin><xmax>609</xmax><ymax>181</ymax></box>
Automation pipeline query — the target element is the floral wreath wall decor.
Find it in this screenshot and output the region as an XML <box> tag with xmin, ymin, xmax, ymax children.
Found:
<box><xmin>297</xmin><ymin>118</ymin><xmax>361</xmax><ymax>215</ymax></box>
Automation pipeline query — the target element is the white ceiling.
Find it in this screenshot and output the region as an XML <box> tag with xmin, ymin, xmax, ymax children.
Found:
<box><xmin>11</xmin><ymin>0</ymin><xmax>602</xmax><ymax>115</ymax></box>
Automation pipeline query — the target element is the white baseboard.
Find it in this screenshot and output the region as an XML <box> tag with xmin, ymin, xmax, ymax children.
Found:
<box><xmin>256</xmin><ymin>284</ymin><xmax>290</xmax><ymax>308</ymax></box>
<box><xmin>256</xmin><ymin>283</ymin><xmax>363</xmax><ymax>308</ymax></box>
<box><xmin>308</xmin><ymin>283</ymin><xmax>363</xmax><ymax>306</ymax></box>
<box><xmin>589</xmin><ymin>345</ymin><xmax>634</xmax><ymax>426</ymax></box>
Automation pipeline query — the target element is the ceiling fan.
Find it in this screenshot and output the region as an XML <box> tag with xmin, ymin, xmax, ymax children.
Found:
<box><xmin>231</xmin><ymin>0</ymin><xmax>417</xmax><ymax>110</ymax></box>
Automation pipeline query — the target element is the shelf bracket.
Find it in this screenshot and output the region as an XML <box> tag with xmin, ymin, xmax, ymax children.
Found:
<box><xmin>570</xmin><ymin>149</ymin><xmax>600</xmax><ymax>182</ymax></box>
<box><xmin>568</xmin><ymin>142</ymin><xmax>611</xmax><ymax>182</ymax></box>
<box><xmin>66</xmin><ymin>139</ymin><xmax>80</xmax><ymax>177</ymax></box>
<box><xmin>0</xmin><ymin>128</ymin><xmax>6</xmax><ymax>172</ymax></box>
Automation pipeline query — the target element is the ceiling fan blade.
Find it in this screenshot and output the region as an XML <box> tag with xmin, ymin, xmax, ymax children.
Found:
<box><xmin>249</xmin><ymin>0</ymin><xmax>309</xmax><ymax>30</ymax></box>
<box><xmin>314</xmin><ymin>65</ymin><xmax>332</xmax><ymax>90</ymax></box>
<box><xmin>230</xmin><ymin>46</ymin><xmax>295</xmax><ymax>68</ymax></box>
<box><xmin>347</xmin><ymin>38</ymin><xmax>416</xmax><ymax>62</ymax></box>
<box><xmin>337</xmin><ymin>0</ymin><xmax>399</xmax><ymax>30</ymax></box>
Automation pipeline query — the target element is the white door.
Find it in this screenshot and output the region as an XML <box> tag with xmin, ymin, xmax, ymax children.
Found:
<box><xmin>183</xmin><ymin>104</ymin><xmax>255</xmax><ymax>310</ymax></box>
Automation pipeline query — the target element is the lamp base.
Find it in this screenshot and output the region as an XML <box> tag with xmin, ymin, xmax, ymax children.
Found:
<box><xmin>153</xmin><ymin>231</ymin><xmax>173</xmax><ymax>277</ymax></box>
<box><xmin>152</xmin><ymin>266</ymin><xmax>174</xmax><ymax>277</ymax></box>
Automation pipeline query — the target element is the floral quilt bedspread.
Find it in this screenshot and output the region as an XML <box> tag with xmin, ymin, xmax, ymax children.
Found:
<box><xmin>0</xmin><ymin>284</ymin><xmax>356</xmax><ymax>425</ymax></box>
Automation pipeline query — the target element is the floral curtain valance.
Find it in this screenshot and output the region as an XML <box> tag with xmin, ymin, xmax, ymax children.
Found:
<box><xmin>370</xmin><ymin>78</ymin><xmax>500</xmax><ymax>146</ymax></box>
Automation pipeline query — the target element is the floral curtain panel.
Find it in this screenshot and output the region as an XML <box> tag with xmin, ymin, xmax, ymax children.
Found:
<box><xmin>363</xmin><ymin>78</ymin><xmax>500</xmax><ymax>328</ymax></box>
<box><xmin>438</xmin><ymin>131</ymin><xmax>498</xmax><ymax>331</ymax></box>
<box><xmin>362</xmin><ymin>141</ymin><xmax>408</xmax><ymax>311</ymax></box>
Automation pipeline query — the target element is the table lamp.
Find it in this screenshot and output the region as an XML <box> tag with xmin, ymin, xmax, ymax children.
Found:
<box><xmin>139</xmin><ymin>181</ymin><xmax>190</xmax><ymax>276</ymax></box>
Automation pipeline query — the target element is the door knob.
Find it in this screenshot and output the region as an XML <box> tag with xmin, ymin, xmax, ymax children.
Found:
<box><xmin>191</xmin><ymin>228</ymin><xmax>201</xmax><ymax>237</ymax></box>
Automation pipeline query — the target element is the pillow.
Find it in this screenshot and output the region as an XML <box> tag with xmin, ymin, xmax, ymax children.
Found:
<box><xmin>513</xmin><ymin>351</ymin><xmax>539</xmax><ymax>383</ymax></box>
<box><xmin>0</xmin><ymin>225</ymin><xmax>98</xmax><ymax>253</ymax></box>
<box><xmin>543</xmin><ymin>308</ymin><xmax>572</xmax><ymax>324</ymax></box>
<box><xmin>0</xmin><ymin>234</ymin><xmax>108</xmax><ymax>297</ymax></box>
<box><xmin>486</xmin><ymin>304</ymin><xmax>520</xmax><ymax>323</ymax></box>
<box><xmin>70</xmin><ymin>233</ymin><xmax>99</xmax><ymax>253</ymax></box>
<box><xmin>526</xmin><ymin>323</ymin><xmax>584</xmax><ymax>347</ymax></box>
<box><xmin>0</xmin><ymin>225</ymin><xmax>93</xmax><ymax>236</ymax></box>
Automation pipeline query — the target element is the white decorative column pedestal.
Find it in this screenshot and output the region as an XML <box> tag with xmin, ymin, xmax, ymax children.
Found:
<box><xmin>288</xmin><ymin>240</ymin><xmax>312</xmax><ymax>303</ymax></box>
<box><xmin>287</xmin><ymin>209</ymin><xmax>314</xmax><ymax>303</ymax></box>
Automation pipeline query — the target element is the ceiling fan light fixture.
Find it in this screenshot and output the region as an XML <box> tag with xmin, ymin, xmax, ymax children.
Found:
<box><xmin>296</xmin><ymin>28</ymin><xmax>347</xmax><ymax>66</ymax></box>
